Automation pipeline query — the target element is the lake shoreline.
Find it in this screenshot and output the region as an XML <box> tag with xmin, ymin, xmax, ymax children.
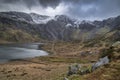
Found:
<box><xmin>0</xmin><ymin>42</ymin><xmax>87</xmax><ymax>80</ymax></box>
<box><xmin>0</xmin><ymin>43</ymin><xmax>49</xmax><ymax>63</ymax></box>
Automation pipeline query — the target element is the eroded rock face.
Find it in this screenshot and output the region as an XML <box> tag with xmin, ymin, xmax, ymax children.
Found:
<box><xmin>92</xmin><ymin>56</ymin><xmax>109</xmax><ymax>71</ymax></box>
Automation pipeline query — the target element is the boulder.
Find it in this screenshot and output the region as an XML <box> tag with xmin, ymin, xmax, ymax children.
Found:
<box><xmin>67</xmin><ymin>56</ymin><xmax>110</xmax><ymax>76</ymax></box>
<box><xmin>92</xmin><ymin>56</ymin><xmax>109</xmax><ymax>71</ymax></box>
<box><xmin>67</xmin><ymin>63</ymin><xmax>81</xmax><ymax>76</ymax></box>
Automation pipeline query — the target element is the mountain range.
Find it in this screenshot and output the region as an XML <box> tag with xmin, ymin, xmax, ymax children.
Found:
<box><xmin>0</xmin><ymin>11</ymin><xmax>120</xmax><ymax>42</ymax></box>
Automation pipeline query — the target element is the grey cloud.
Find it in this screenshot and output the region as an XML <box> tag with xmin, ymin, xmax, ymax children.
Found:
<box><xmin>0</xmin><ymin>0</ymin><xmax>61</xmax><ymax>8</ymax></box>
<box><xmin>1</xmin><ymin>0</ymin><xmax>18</xmax><ymax>3</ymax></box>
<box><xmin>0</xmin><ymin>0</ymin><xmax>120</xmax><ymax>20</ymax></box>
<box><xmin>64</xmin><ymin>0</ymin><xmax>120</xmax><ymax>20</ymax></box>
<box><xmin>38</xmin><ymin>0</ymin><xmax>61</xmax><ymax>8</ymax></box>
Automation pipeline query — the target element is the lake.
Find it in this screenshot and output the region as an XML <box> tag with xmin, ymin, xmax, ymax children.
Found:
<box><xmin>0</xmin><ymin>43</ymin><xmax>48</xmax><ymax>63</ymax></box>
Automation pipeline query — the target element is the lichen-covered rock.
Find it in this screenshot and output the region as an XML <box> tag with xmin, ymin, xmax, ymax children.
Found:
<box><xmin>78</xmin><ymin>65</ymin><xmax>93</xmax><ymax>75</ymax></box>
<box><xmin>67</xmin><ymin>63</ymin><xmax>81</xmax><ymax>76</ymax></box>
<box><xmin>79</xmin><ymin>67</ymin><xmax>88</xmax><ymax>75</ymax></box>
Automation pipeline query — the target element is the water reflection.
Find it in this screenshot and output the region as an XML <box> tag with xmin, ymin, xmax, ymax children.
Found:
<box><xmin>0</xmin><ymin>43</ymin><xmax>48</xmax><ymax>63</ymax></box>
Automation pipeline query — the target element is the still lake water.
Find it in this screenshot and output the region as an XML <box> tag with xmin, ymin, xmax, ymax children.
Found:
<box><xmin>0</xmin><ymin>43</ymin><xmax>48</xmax><ymax>63</ymax></box>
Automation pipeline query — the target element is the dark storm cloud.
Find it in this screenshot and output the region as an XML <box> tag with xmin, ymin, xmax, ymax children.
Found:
<box><xmin>1</xmin><ymin>0</ymin><xmax>18</xmax><ymax>3</ymax></box>
<box><xmin>0</xmin><ymin>0</ymin><xmax>120</xmax><ymax>20</ymax></box>
<box><xmin>0</xmin><ymin>0</ymin><xmax>61</xmax><ymax>8</ymax></box>
<box><xmin>38</xmin><ymin>0</ymin><xmax>61</xmax><ymax>8</ymax></box>
<box><xmin>0</xmin><ymin>0</ymin><xmax>36</xmax><ymax>9</ymax></box>
<box><xmin>62</xmin><ymin>0</ymin><xmax>120</xmax><ymax>20</ymax></box>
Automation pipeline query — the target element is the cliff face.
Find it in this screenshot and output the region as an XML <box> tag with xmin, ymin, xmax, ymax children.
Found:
<box><xmin>0</xmin><ymin>11</ymin><xmax>120</xmax><ymax>42</ymax></box>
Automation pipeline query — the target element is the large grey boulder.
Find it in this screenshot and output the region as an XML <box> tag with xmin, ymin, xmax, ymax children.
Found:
<box><xmin>67</xmin><ymin>56</ymin><xmax>109</xmax><ymax>76</ymax></box>
<box><xmin>92</xmin><ymin>56</ymin><xmax>109</xmax><ymax>71</ymax></box>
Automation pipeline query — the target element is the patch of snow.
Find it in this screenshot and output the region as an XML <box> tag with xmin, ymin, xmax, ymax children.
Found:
<box><xmin>74</xmin><ymin>20</ymin><xmax>82</xmax><ymax>27</ymax></box>
<box><xmin>65</xmin><ymin>23</ymin><xmax>72</xmax><ymax>28</ymax></box>
<box><xmin>30</xmin><ymin>13</ymin><xmax>53</xmax><ymax>24</ymax></box>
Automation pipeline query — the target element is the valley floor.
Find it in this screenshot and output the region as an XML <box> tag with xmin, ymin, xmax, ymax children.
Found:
<box><xmin>0</xmin><ymin>41</ymin><xmax>119</xmax><ymax>80</ymax></box>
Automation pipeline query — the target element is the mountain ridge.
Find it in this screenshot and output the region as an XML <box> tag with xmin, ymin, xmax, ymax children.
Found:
<box><xmin>0</xmin><ymin>11</ymin><xmax>120</xmax><ymax>42</ymax></box>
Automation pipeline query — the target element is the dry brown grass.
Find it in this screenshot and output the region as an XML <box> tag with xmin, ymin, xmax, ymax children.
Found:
<box><xmin>0</xmin><ymin>41</ymin><xmax>117</xmax><ymax>80</ymax></box>
<box><xmin>0</xmin><ymin>60</ymin><xmax>69</xmax><ymax>80</ymax></box>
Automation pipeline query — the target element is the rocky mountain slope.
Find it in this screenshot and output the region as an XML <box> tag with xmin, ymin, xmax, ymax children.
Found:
<box><xmin>0</xmin><ymin>11</ymin><xmax>120</xmax><ymax>42</ymax></box>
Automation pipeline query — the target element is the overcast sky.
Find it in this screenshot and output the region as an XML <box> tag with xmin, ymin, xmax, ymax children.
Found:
<box><xmin>0</xmin><ymin>0</ymin><xmax>120</xmax><ymax>20</ymax></box>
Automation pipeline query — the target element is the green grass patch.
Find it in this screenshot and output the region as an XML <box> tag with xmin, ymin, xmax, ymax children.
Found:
<box><xmin>68</xmin><ymin>75</ymin><xmax>84</xmax><ymax>80</ymax></box>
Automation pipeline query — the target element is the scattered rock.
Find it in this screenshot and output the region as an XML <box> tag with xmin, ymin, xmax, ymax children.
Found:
<box><xmin>92</xmin><ymin>56</ymin><xmax>109</xmax><ymax>71</ymax></box>
<box><xmin>67</xmin><ymin>63</ymin><xmax>81</xmax><ymax>76</ymax></box>
<box><xmin>79</xmin><ymin>66</ymin><xmax>92</xmax><ymax>75</ymax></box>
<box><xmin>67</xmin><ymin>56</ymin><xmax>110</xmax><ymax>76</ymax></box>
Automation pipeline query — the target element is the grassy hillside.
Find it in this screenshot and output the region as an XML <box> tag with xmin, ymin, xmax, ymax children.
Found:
<box><xmin>0</xmin><ymin>23</ymin><xmax>41</xmax><ymax>43</ymax></box>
